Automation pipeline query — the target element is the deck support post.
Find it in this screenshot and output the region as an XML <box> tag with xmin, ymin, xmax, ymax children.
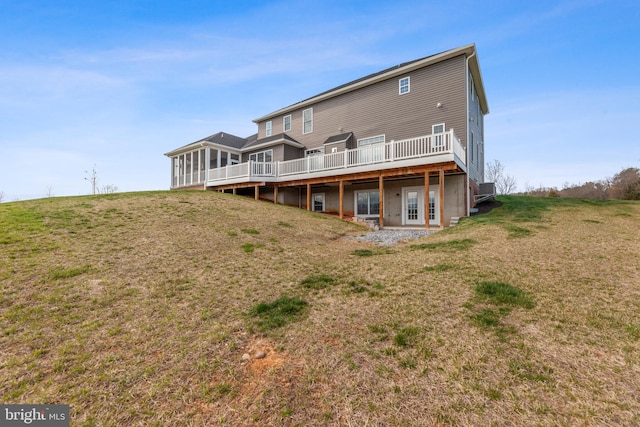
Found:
<box><xmin>232</xmin><ymin>188</ymin><xmax>236</xmax><ymax>195</ymax></box>
<box><xmin>439</xmin><ymin>168</ymin><xmax>445</xmax><ymax>229</ymax></box>
<box><xmin>379</xmin><ymin>175</ymin><xmax>384</xmax><ymax>228</ymax></box>
<box><xmin>274</xmin><ymin>185</ymin><xmax>278</xmax><ymax>204</ymax></box>
<box><xmin>306</xmin><ymin>183</ymin><xmax>311</xmax><ymax>211</ymax></box>
<box><xmin>424</xmin><ymin>170</ymin><xmax>430</xmax><ymax>229</ymax></box>
<box><xmin>254</xmin><ymin>185</ymin><xmax>259</xmax><ymax>200</ymax></box>
<box><xmin>339</xmin><ymin>180</ymin><xmax>344</xmax><ymax>219</ymax></box>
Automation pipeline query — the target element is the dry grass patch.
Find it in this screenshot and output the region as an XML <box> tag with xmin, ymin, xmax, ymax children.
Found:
<box><xmin>1</xmin><ymin>193</ymin><xmax>639</xmax><ymax>425</ymax></box>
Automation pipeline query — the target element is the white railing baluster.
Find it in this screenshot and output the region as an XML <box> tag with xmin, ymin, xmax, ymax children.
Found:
<box><xmin>206</xmin><ymin>129</ymin><xmax>465</xmax><ymax>185</ymax></box>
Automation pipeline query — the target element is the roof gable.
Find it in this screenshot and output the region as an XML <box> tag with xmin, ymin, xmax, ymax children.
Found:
<box><xmin>164</xmin><ymin>131</ymin><xmax>247</xmax><ymax>157</ymax></box>
<box><xmin>253</xmin><ymin>43</ymin><xmax>488</xmax><ymax>123</ymax></box>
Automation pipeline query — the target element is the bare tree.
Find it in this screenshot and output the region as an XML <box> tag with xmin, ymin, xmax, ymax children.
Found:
<box><xmin>0</xmin><ymin>190</ymin><xmax>4</xmax><ymax>203</ymax></box>
<box><xmin>84</xmin><ymin>166</ymin><xmax>98</xmax><ymax>195</ymax></box>
<box><xmin>485</xmin><ymin>159</ymin><xmax>517</xmax><ymax>194</ymax></box>
<box><xmin>45</xmin><ymin>186</ymin><xmax>54</xmax><ymax>198</ymax></box>
<box><xmin>608</xmin><ymin>167</ymin><xmax>640</xmax><ymax>200</ymax></box>
<box><xmin>99</xmin><ymin>184</ymin><xmax>119</xmax><ymax>194</ymax></box>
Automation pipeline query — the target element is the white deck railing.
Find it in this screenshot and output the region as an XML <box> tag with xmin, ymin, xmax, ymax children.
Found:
<box><xmin>206</xmin><ymin>129</ymin><xmax>464</xmax><ymax>184</ymax></box>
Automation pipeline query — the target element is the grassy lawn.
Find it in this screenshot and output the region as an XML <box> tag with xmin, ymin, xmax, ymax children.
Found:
<box><xmin>1</xmin><ymin>191</ymin><xmax>639</xmax><ymax>425</ymax></box>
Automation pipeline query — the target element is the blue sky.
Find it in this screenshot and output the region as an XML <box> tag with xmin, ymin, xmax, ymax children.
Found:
<box><xmin>1</xmin><ymin>0</ymin><xmax>639</xmax><ymax>200</ymax></box>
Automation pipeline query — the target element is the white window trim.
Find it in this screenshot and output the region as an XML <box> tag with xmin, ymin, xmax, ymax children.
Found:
<box><xmin>283</xmin><ymin>115</ymin><xmax>291</xmax><ymax>132</ymax></box>
<box><xmin>357</xmin><ymin>134</ymin><xmax>385</xmax><ymax>146</ymax></box>
<box><xmin>303</xmin><ymin>108</ymin><xmax>313</xmax><ymax>134</ymax></box>
<box><xmin>432</xmin><ymin>123</ymin><xmax>445</xmax><ymax>134</ymax></box>
<box><xmin>399</xmin><ymin>76</ymin><xmax>410</xmax><ymax>95</ymax></box>
<box><xmin>248</xmin><ymin>149</ymin><xmax>273</xmax><ymax>162</ymax></box>
<box><xmin>354</xmin><ymin>189</ymin><xmax>380</xmax><ymax>217</ymax></box>
<box><xmin>265</xmin><ymin>120</ymin><xmax>272</xmax><ymax>137</ymax></box>
<box><xmin>312</xmin><ymin>192</ymin><xmax>325</xmax><ymax>212</ymax></box>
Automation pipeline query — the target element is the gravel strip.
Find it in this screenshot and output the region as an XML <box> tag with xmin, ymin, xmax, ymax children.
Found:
<box><xmin>350</xmin><ymin>229</ymin><xmax>439</xmax><ymax>246</ymax></box>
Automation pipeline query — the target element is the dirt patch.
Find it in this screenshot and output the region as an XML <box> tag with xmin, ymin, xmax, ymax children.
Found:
<box><xmin>473</xmin><ymin>199</ymin><xmax>502</xmax><ymax>215</ymax></box>
<box><xmin>243</xmin><ymin>338</ymin><xmax>286</xmax><ymax>375</ymax></box>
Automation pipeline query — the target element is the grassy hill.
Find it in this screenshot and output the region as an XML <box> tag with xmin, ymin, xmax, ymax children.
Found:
<box><xmin>1</xmin><ymin>191</ymin><xmax>639</xmax><ymax>425</ymax></box>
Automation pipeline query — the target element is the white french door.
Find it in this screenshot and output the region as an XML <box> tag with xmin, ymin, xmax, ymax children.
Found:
<box><xmin>402</xmin><ymin>186</ymin><xmax>439</xmax><ymax>226</ymax></box>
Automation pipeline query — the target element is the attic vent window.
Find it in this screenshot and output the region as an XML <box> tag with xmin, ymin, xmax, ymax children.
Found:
<box><xmin>399</xmin><ymin>76</ymin><xmax>410</xmax><ymax>95</ymax></box>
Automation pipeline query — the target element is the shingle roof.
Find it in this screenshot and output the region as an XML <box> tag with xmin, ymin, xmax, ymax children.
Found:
<box><xmin>242</xmin><ymin>133</ymin><xmax>304</xmax><ymax>150</ymax></box>
<box><xmin>323</xmin><ymin>132</ymin><xmax>353</xmax><ymax>145</ymax></box>
<box><xmin>253</xmin><ymin>43</ymin><xmax>487</xmax><ymax>122</ymax></box>
<box><xmin>202</xmin><ymin>132</ymin><xmax>247</xmax><ymax>149</ymax></box>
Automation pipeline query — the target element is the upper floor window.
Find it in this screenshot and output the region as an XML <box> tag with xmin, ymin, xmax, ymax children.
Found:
<box><xmin>249</xmin><ymin>149</ymin><xmax>273</xmax><ymax>163</ymax></box>
<box><xmin>399</xmin><ymin>76</ymin><xmax>410</xmax><ymax>95</ymax></box>
<box><xmin>266</xmin><ymin>120</ymin><xmax>272</xmax><ymax>137</ymax></box>
<box><xmin>283</xmin><ymin>115</ymin><xmax>291</xmax><ymax>132</ymax></box>
<box><xmin>357</xmin><ymin>135</ymin><xmax>385</xmax><ymax>146</ymax></box>
<box><xmin>469</xmin><ymin>73</ymin><xmax>475</xmax><ymax>100</ymax></box>
<box><xmin>303</xmin><ymin>108</ymin><xmax>313</xmax><ymax>134</ymax></box>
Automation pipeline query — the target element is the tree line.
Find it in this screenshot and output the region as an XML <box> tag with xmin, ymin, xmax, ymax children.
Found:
<box><xmin>486</xmin><ymin>159</ymin><xmax>640</xmax><ymax>200</ymax></box>
<box><xmin>523</xmin><ymin>166</ymin><xmax>640</xmax><ymax>200</ymax></box>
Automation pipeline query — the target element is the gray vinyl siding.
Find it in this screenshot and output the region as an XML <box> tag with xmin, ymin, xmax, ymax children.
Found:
<box><xmin>467</xmin><ymin>71</ymin><xmax>485</xmax><ymax>184</ymax></box>
<box><xmin>242</xmin><ymin>145</ymin><xmax>284</xmax><ymax>163</ymax></box>
<box><xmin>241</xmin><ymin>143</ymin><xmax>303</xmax><ymax>163</ymax></box>
<box><xmin>283</xmin><ymin>144</ymin><xmax>303</xmax><ymax>160</ymax></box>
<box><xmin>256</xmin><ymin>55</ymin><xmax>468</xmax><ymax>154</ymax></box>
<box><xmin>324</xmin><ymin>141</ymin><xmax>346</xmax><ymax>152</ymax></box>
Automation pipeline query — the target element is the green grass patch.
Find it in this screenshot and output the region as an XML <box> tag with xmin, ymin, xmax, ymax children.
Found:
<box><xmin>475</xmin><ymin>281</ymin><xmax>535</xmax><ymax>309</ymax></box>
<box><xmin>249</xmin><ymin>295</ymin><xmax>308</xmax><ymax>331</ymax></box>
<box><xmin>424</xmin><ymin>263</ymin><xmax>456</xmax><ymax>272</ymax></box>
<box><xmin>393</xmin><ymin>326</ymin><xmax>420</xmax><ymax>347</ymax></box>
<box><xmin>503</xmin><ymin>225</ymin><xmax>534</xmax><ymax>238</ymax></box>
<box><xmin>352</xmin><ymin>249</ymin><xmax>375</xmax><ymax>257</ymax></box>
<box><xmin>626</xmin><ymin>324</ymin><xmax>640</xmax><ymax>340</ymax></box>
<box><xmin>241</xmin><ymin>228</ymin><xmax>260</xmax><ymax>235</ymax></box>
<box><xmin>300</xmin><ymin>274</ymin><xmax>336</xmax><ymax>290</ymax></box>
<box><xmin>241</xmin><ymin>243</ymin><xmax>264</xmax><ymax>253</ymax></box>
<box><xmin>470</xmin><ymin>308</ymin><xmax>501</xmax><ymax>328</ymax></box>
<box><xmin>509</xmin><ymin>359</ymin><xmax>554</xmax><ymax>382</ymax></box>
<box><xmin>278</xmin><ymin>221</ymin><xmax>293</xmax><ymax>228</ymax></box>
<box><xmin>351</xmin><ymin>247</ymin><xmax>394</xmax><ymax>257</ymax></box>
<box><xmin>50</xmin><ymin>265</ymin><xmax>91</xmax><ymax>280</ymax></box>
<box><xmin>410</xmin><ymin>238</ymin><xmax>476</xmax><ymax>251</ymax></box>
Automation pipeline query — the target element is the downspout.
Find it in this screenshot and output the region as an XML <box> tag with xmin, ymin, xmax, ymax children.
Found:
<box><xmin>465</xmin><ymin>50</ymin><xmax>476</xmax><ymax>217</ymax></box>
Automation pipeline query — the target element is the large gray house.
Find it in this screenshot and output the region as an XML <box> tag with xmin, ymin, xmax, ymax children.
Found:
<box><xmin>164</xmin><ymin>43</ymin><xmax>489</xmax><ymax>228</ymax></box>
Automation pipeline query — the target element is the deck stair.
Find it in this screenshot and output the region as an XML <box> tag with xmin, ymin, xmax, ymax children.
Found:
<box><xmin>449</xmin><ymin>217</ymin><xmax>461</xmax><ymax>227</ymax></box>
<box><xmin>474</xmin><ymin>182</ymin><xmax>496</xmax><ymax>205</ymax></box>
<box><xmin>474</xmin><ymin>193</ymin><xmax>495</xmax><ymax>204</ymax></box>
